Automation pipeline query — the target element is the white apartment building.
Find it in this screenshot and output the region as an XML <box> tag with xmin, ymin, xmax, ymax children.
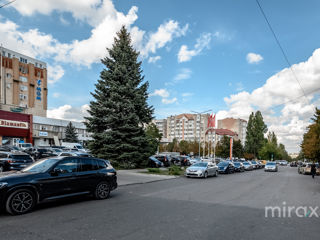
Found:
<box><xmin>152</xmin><ymin>119</ymin><xmax>167</xmax><ymax>139</ymax></box>
<box><xmin>166</xmin><ymin>113</ymin><xmax>209</xmax><ymax>142</ymax></box>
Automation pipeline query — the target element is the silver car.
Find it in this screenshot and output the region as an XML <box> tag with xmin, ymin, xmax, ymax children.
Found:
<box><xmin>185</xmin><ymin>162</ymin><xmax>218</xmax><ymax>178</ymax></box>
<box><xmin>264</xmin><ymin>162</ymin><xmax>278</xmax><ymax>172</ymax></box>
<box><xmin>243</xmin><ymin>161</ymin><xmax>253</xmax><ymax>171</ymax></box>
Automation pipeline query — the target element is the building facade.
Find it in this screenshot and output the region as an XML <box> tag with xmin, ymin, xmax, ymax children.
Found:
<box><xmin>33</xmin><ymin>116</ymin><xmax>92</xmax><ymax>147</ymax></box>
<box><xmin>166</xmin><ymin>113</ymin><xmax>209</xmax><ymax>142</ymax></box>
<box><xmin>152</xmin><ymin>119</ymin><xmax>167</xmax><ymax>139</ymax></box>
<box><xmin>217</xmin><ymin>118</ymin><xmax>247</xmax><ymax>144</ymax></box>
<box><xmin>0</xmin><ymin>47</ymin><xmax>47</xmax><ymax>117</ymax></box>
<box><xmin>0</xmin><ymin>110</ymin><xmax>33</xmax><ymax>145</ymax></box>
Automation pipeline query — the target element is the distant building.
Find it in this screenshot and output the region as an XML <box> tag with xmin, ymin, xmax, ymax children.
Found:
<box><xmin>33</xmin><ymin>116</ymin><xmax>92</xmax><ymax>146</ymax></box>
<box><xmin>166</xmin><ymin>113</ymin><xmax>209</xmax><ymax>142</ymax></box>
<box><xmin>0</xmin><ymin>47</ymin><xmax>47</xmax><ymax>117</ymax></box>
<box><xmin>152</xmin><ymin>119</ymin><xmax>167</xmax><ymax>140</ymax></box>
<box><xmin>217</xmin><ymin>118</ymin><xmax>247</xmax><ymax>144</ymax></box>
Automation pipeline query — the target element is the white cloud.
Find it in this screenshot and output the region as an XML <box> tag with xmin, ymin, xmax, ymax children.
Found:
<box><xmin>47</xmin><ymin>65</ymin><xmax>64</xmax><ymax>84</ymax></box>
<box><xmin>162</xmin><ymin>97</ymin><xmax>177</xmax><ymax>104</ymax></box>
<box><xmin>52</xmin><ymin>92</ymin><xmax>60</xmax><ymax>98</ymax></box>
<box><xmin>141</xmin><ymin>20</ymin><xmax>188</xmax><ymax>57</ymax></box>
<box><xmin>148</xmin><ymin>56</ymin><xmax>161</xmax><ymax>64</ymax></box>
<box><xmin>1</xmin><ymin>3</ymin><xmax>188</xmax><ymax>68</ymax></box>
<box><xmin>246</xmin><ymin>52</ymin><xmax>263</xmax><ymax>64</ymax></box>
<box><xmin>182</xmin><ymin>92</ymin><xmax>193</xmax><ymax>97</ymax></box>
<box><xmin>217</xmin><ymin>48</ymin><xmax>320</xmax><ymax>153</ymax></box>
<box><xmin>47</xmin><ymin>104</ymin><xmax>89</xmax><ymax>122</ymax></box>
<box><xmin>174</xmin><ymin>68</ymin><xmax>192</xmax><ymax>81</ymax></box>
<box><xmin>150</xmin><ymin>89</ymin><xmax>170</xmax><ymax>98</ymax></box>
<box><xmin>178</xmin><ymin>32</ymin><xmax>212</xmax><ymax>63</ymax></box>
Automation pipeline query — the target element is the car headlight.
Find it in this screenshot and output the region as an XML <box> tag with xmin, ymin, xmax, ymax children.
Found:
<box><xmin>0</xmin><ymin>182</ymin><xmax>8</xmax><ymax>189</ymax></box>
<box><xmin>197</xmin><ymin>170</ymin><xmax>203</xmax><ymax>173</ymax></box>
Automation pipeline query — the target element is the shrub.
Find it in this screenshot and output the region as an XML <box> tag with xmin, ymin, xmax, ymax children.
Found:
<box><xmin>147</xmin><ymin>168</ymin><xmax>161</xmax><ymax>173</ymax></box>
<box><xmin>169</xmin><ymin>165</ymin><xmax>182</xmax><ymax>175</ymax></box>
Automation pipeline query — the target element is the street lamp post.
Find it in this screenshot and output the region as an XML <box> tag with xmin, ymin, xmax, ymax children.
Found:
<box><xmin>191</xmin><ymin>109</ymin><xmax>212</xmax><ymax>158</ymax></box>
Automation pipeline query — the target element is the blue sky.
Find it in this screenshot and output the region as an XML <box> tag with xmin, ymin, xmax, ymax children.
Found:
<box><xmin>1</xmin><ymin>0</ymin><xmax>320</xmax><ymax>152</ymax></box>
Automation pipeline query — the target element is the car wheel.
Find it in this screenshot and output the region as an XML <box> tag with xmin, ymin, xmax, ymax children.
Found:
<box><xmin>6</xmin><ymin>189</ymin><xmax>36</xmax><ymax>215</ymax></box>
<box><xmin>94</xmin><ymin>182</ymin><xmax>110</xmax><ymax>200</ymax></box>
<box><xmin>214</xmin><ymin>170</ymin><xmax>218</xmax><ymax>177</ymax></box>
<box><xmin>204</xmin><ymin>171</ymin><xmax>208</xmax><ymax>179</ymax></box>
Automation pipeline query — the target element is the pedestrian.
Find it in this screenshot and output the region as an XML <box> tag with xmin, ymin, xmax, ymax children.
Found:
<box><xmin>311</xmin><ymin>162</ymin><xmax>316</xmax><ymax>179</ymax></box>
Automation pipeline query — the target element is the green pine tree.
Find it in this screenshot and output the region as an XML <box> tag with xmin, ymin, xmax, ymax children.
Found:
<box><xmin>85</xmin><ymin>26</ymin><xmax>154</xmax><ymax>168</ymax></box>
<box><xmin>65</xmin><ymin>122</ymin><xmax>79</xmax><ymax>142</ymax></box>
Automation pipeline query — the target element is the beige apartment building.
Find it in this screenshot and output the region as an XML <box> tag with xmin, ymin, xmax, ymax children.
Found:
<box><xmin>217</xmin><ymin>118</ymin><xmax>247</xmax><ymax>144</ymax></box>
<box><xmin>0</xmin><ymin>47</ymin><xmax>47</xmax><ymax>117</ymax></box>
<box><xmin>166</xmin><ymin>113</ymin><xmax>210</xmax><ymax>142</ymax></box>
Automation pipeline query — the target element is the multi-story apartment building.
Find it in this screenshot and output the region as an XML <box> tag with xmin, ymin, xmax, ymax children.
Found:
<box><xmin>217</xmin><ymin>118</ymin><xmax>247</xmax><ymax>144</ymax></box>
<box><xmin>152</xmin><ymin>119</ymin><xmax>167</xmax><ymax>139</ymax></box>
<box><xmin>0</xmin><ymin>47</ymin><xmax>47</xmax><ymax>117</ymax></box>
<box><xmin>166</xmin><ymin>113</ymin><xmax>209</xmax><ymax>142</ymax></box>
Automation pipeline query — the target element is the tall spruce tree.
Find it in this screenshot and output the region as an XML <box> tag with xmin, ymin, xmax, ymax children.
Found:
<box><xmin>65</xmin><ymin>122</ymin><xmax>79</xmax><ymax>142</ymax></box>
<box><xmin>85</xmin><ymin>26</ymin><xmax>153</xmax><ymax>168</ymax></box>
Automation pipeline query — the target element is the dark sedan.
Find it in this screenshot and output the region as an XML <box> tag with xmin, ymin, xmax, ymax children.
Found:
<box><xmin>0</xmin><ymin>152</ymin><xmax>34</xmax><ymax>172</ymax></box>
<box><xmin>148</xmin><ymin>157</ymin><xmax>163</xmax><ymax>168</ymax></box>
<box><xmin>217</xmin><ymin>161</ymin><xmax>235</xmax><ymax>174</ymax></box>
<box><xmin>154</xmin><ymin>155</ymin><xmax>170</xmax><ymax>167</ymax></box>
<box><xmin>233</xmin><ymin>161</ymin><xmax>245</xmax><ymax>172</ymax></box>
<box><xmin>0</xmin><ymin>156</ymin><xmax>117</xmax><ymax>215</ymax></box>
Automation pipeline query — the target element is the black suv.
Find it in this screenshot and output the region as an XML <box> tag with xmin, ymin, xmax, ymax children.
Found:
<box><xmin>0</xmin><ymin>156</ymin><xmax>117</xmax><ymax>215</ymax></box>
<box><xmin>0</xmin><ymin>152</ymin><xmax>34</xmax><ymax>172</ymax></box>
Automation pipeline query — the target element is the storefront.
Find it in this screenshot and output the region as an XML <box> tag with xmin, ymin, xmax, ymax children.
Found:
<box><xmin>0</xmin><ymin>110</ymin><xmax>33</xmax><ymax>145</ymax></box>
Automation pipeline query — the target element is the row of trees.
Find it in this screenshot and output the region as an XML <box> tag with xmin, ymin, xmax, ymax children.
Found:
<box><xmin>301</xmin><ymin>108</ymin><xmax>320</xmax><ymax>161</ymax></box>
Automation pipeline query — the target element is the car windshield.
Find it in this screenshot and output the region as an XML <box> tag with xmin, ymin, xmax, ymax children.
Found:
<box><xmin>266</xmin><ymin>162</ymin><xmax>276</xmax><ymax>166</ymax></box>
<box><xmin>243</xmin><ymin>162</ymin><xmax>250</xmax><ymax>165</ymax></box>
<box><xmin>76</xmin><ymin>145</ymin><xmax>83</xmax><ymax>149</ymax></box>
<box><xmin>192</xmin><ymin>162</ymin><xmax>208</xmax><ymax>167</ymax></box>
<box><xmin>233</xmin><ymin>162</ymin><xmax>240</xmax><ymax>166</ymax></box>
<box><xmin>218</xmin><ymin>162</ymin><xmax>228</xmax><ymax>166</ymax></box>
<box><xmin>20</xmin><ymin>143</ymin><xmax>32</xmax><ymax>148</ymax></box>
<box><xmin>251</xmin><ymin>161</ymin><xmax>257</xmax><ymax>164</ymax></box>
<box><xmin>22</xmin><ymin>158</ymin><xmax>59</xmax><ymax>173</ymax></box>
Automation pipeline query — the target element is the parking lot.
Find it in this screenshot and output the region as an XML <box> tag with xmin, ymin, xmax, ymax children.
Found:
<box><xmin>0</xmin><ymin>166</ymin><xmax>319</xmax><ymax>240</ymax></box>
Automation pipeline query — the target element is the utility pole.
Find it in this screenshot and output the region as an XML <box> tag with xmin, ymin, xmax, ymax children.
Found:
<box><xmin>191</xmin><ymin>109</ymin><xmax>212</xmax><ymax>159</ymax></box>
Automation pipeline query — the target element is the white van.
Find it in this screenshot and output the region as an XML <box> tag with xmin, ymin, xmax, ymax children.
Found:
<box><xmin>18</xmin><ymin>143</ymin><xmax>33</xmax><ymax>150</ymax></box>
<box><xmin>61</xmin><ymin>142</ymin><xmax>86</xmax><ymax>152</ymax></box>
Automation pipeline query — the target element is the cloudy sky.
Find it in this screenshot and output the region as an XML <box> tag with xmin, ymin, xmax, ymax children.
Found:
<box><xmin>1</xmin><ymin>0</ymin><xmax>320</xmax><ymax>153</ymax></box>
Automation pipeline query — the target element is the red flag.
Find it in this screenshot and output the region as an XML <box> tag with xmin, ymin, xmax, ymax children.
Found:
<box><xmin>207</xmin><ymin>114</ymin><xmax>212</xmax><ymax>128</ymax></box>
<box><xmin>212</xmin><ymin>114</ymin><xmax>216</xmax><ymax>128</ymax></box>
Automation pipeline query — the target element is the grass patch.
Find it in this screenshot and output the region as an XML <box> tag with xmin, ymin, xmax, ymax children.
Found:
<box><xmin>168</xmin><ymin>165</ymin><xmax>184</xmax><ymax>175</ymax></box>
<box><xmin>147</xmin><ymin>168</ymin><xmax>161</xmax><ymax>173</ymax></box>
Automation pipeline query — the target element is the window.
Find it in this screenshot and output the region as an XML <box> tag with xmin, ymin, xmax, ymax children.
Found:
<box><xmin>6</xmin><ymin>73</ymin><xmax>11</xmax><ymax>79</ymax></box>
<box><xmin>19</xmin><ymin>94</ymin><xmax>28</xmax><ymax>100</ymax></box>
<box><xmin>19</xmin><ymin>57</ymin><xmax>27</xmax><ymax>64</ymax></box>
<box><xmin>19</xmin><ymin>76</ymin><xmax>28</xmax><ymax>82</ymax></box>
<box><xmin>80</xmin><ymin>159</ymin><xmax>99</xmax><ymax>171</ymax></box>
<box><xmin>97</xmin><ymin>160</ymin><xmax>107</xmax><ymax>169</ymax></box>
<box><xmin>54</xmin><ymin>159</ymin><xmax>80</xmax><ymax>173</ymax></box>
<box><xmin>20</xmin><ymin>85</ymin><xmax>28</xmax><ymax>91</ymax></box>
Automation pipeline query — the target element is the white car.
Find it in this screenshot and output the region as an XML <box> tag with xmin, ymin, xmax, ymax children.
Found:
<box><xmin>265</xmin><ymin>162</ymin><xmax>278</xmax><ymax>172</ymax></box>
<box><xmin>185</xmin><ymin>162</ymin><xmax>218</xmax><ymax>178</ymax></box>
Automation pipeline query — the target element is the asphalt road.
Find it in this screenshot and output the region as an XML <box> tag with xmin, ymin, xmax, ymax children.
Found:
<box><xmin>0</xmin><ymin>166</ymin><xmax>319</xmax><ymax>240</ymax></box>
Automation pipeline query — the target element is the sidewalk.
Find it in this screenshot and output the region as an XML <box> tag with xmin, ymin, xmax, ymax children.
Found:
<box><xmin>117</xmin><ymin>169</ymin><xmax>178</xmax><ymax>186</ymax></box>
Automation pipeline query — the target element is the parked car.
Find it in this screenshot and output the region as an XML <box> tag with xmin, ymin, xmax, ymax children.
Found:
<box><xmin>185</xmin><ymin>162</ymin><xmax>218</xmax><ymax>178</ymax></box>
<box><xmin>0</xmin><ymin>156</ymin><xmax>117</xmax><ymax>215</ymax></box>
<box><xmin>217</xmin><ymin>161</ymin><xmax>235</xmax><ymax>174</ymax></box>
<box><xmin>18</xmin><ymin>143</ymin><xmax>33</xmax><ymax>151</ymax></box>
<box><xmin>148</xmin><ymin>157</ymin><xmax>163</xmax><ymax>168</ymax></box>
<box><xmin>179</xmin><ymin>156</ymin><xmax>191</xmax><ymax>166</ymax></box>
<box><xmin>257</xmin><ymin>161</ymin><xmax>265</xmax><ymax>168</ymax></box>
<box><xmin>298</xmin><ymin>163</ymin><xmax>307</xmax><ymax>174</ymax></box>
<box><xmin>290</xmin><ymin>161</ymin><xmax>298</xmax><ymax>167</ymax></box>
<box><xmin>243</xmin><ymin>161</ymin><xmax>253</xmax><ymax>171</ymax></box>
<box><xmin>249</xmin><ymin>160</ymin><xmax>259</xmax><ymax>169</ymax></box>
<box><xmin>279</xmin><ymin>160</ymin><xmax>288</xmax><ymax>166</ymax></box>
<box><xmin>0</xmin><ymin>152</ymin><xmax>34</xmax><ymax>172</ymax></box>
<box><xmin>302</xmin><ymin>163</ymin><xmax>319</xmax><ymax>175</ymax></box>
<box><xmin>154</xmin><ymin>155</ymin><xmax>170</xmax><ymax>167</ymax></box>
<box><xmin>233</xmin><ymin>162</ymin><xmax>245</xmax><ymax>172</ymax></box>
<box><xmin>0</xmin><ymin>145</ymin><xmax>22</xmax><ymax>152</ymax></box>
<box><xmin>264</xmin><ymin>162</ymin><xmax>278</xmax><ymax>172</ymax></box>
<box><xmin>34</xmin><ymin>148</ymin><xmax>57</xmax><ymax>160</ymax></box>
<box><xmin>189</xmin><ymin>157</ymin><xmax>201</xmax><ymax>165</ymax></box>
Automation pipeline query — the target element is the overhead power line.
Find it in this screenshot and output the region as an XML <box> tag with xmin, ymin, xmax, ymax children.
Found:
<box><xmin>0</xmin><ymin>0</ymin><xmax>16</xmax><ymax>9</ymax></box>
<box><xmin>255</xmin><ymin>0</ymin><xmax>309</xmax><ymax>105</ymax></box>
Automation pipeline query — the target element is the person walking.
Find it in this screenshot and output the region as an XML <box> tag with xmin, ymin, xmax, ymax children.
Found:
<box><xmin>311</xmin><ymin>162</ymin><xmax>316</xmax><ymax>179</ymax></box>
